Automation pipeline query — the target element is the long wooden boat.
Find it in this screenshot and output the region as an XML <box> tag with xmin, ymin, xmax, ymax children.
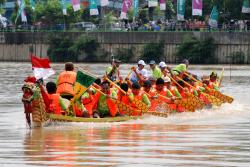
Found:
<box><xmin>48</xmin><ymin>114</ymin><xmax>142</xmax><ymax>123</ymax></box>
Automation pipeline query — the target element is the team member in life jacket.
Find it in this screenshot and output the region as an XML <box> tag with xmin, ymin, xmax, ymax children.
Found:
<box><xmin>46</xmin><ymin>82</ymin><xmax>67</xmax><ymax>115</ymax></box>
<box><xmin>129</xmin><ymin>82</ymin><xmax>151</xmax><ymax>116</ymax></box>
<box><xmin>173</xmin><ymin>80</ymin><xmax>188</xmax><ymax>112</ymax></box>
<box><xmin>56</xmin><ymin>62</ymin><xmax>76</xmax><ymax>100</ymax></box>
<box><xmin>92</xmin><ymin>81</ymin><xmax>118</xmax><ymax>118</ymax></box>
<box><xmin>117</xmin><ymin>83</ymin><xmax>131</xmax><ymax>115</ymax></box>
<box><xmin>81</xmin><ymin>78</ymin><xmax>102</xmax><ymax>117</ymax></box>
<box><xmin>106</xmin><ymin>59</ymin><xmax>122</xmax><ymax>82</ymax></box>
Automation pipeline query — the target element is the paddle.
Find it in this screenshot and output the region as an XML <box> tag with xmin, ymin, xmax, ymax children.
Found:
<box><xmin>167</xmin><ymin>75</ymin><xmax>202</xmax><ymax>112</ymax></box>
<box><xmin>184</xmin><ymin>72</ymin><xmax>234</xmax><ymax>104</ymax></box>
<box><xmin>91</xmin><ymin>86</ymin><xmax>134</xmax><ymax>116</ymax></box>
<box><xmin>104</xmin><ymin>76</ymin><xmax>149</xmax><ymax>112</ymax></box>
<box><xmin>176</xmin><ymin>76</ymin><xmax>223</xmax><ymax>107</ymax></box>
<box><xmin>218</xmin><ymin>68</ymin><xmax>224</xmax><ymax>88</ymax></box>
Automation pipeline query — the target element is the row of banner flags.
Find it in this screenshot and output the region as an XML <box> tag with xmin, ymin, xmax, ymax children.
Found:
<box><xmin>16</xmin><ymin>0</ymin><xmax>250</xmax><ymax>27</ymax></box>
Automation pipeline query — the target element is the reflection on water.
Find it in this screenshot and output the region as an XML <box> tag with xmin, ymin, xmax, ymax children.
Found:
<box><xmin>0</xmin><ymin>63</ymin><xmax>250</xmax><ymax>166</ymax></box>
<box><xmin>21</xmin><ymin>124</ymin><xmax>250</xmax><ymax>166</ymax></box>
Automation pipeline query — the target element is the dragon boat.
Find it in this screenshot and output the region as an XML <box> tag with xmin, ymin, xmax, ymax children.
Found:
<box><xmin>21</xmin><ymin>74</ymin><xmax>234</xmax><ymax>128</ymax></box>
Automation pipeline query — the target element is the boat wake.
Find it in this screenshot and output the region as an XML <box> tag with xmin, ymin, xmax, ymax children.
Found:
<box><xmin>36</xmin><ymin>99</ymin><xmax>250</xmax><ymax>131</ymax></box>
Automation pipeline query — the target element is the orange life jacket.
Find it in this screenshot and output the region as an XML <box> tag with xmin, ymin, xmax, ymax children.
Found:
<box><xmin>93</xmin><ymin>92</ymin><xmax>118</xmax><ymax>117</ymax></box>
<box><xmin>57</xmin><ymin>71</ymin><xmax>76</xmax><ymax>96</ymax></box>
<box><xmin>117</xmin><ymin>91</ymin><xmax>130</xmax><ymax>115</ymax></box>
<box><xmin>130</xmin><ymin>92</ymin><xmax>144</xmax><ymax>116</ymax></box>
<box><xmin>81</xmin><ymin>93</ymin><xmax>95</xmax><ymax>116</ymax></box>
<box><xmin>48</xmin><ymin>94</ymin><xmax>62</xmax><ymax>115</ymax></box>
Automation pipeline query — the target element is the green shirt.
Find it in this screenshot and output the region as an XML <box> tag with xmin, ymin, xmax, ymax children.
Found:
<box><xmin>97</xmin><ymin>89</ymin><xmax>117</xmax><ymax>114</ymax></box>
<box><xmin>152</xmin><ymin>67</ymin><xmax>162</xmax><ymax>79</ymax></box>
<box><xmin>129</xmin><ymin>93</ymin><xmax>151</xmax><ymax>107</ymax></box>
<box><xmin>172</xmin><ymin>64</ymin><xmax>187</xmax><ymax>75</ymax></box>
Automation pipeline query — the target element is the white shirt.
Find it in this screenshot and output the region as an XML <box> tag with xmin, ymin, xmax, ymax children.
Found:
<box><xmin>130</xmin><ymin>68</ymin><xmax>148</xmax><ymax>82</ymax></box>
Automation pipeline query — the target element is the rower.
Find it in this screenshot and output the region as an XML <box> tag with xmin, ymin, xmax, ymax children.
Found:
<box><xmin>46</xmin><ymin>82</ymin><xmax>67</xmax><ymax>115</ymax></box>
<box><xmin>149</xmin><ymin>60</ymin><xmax>162</xmax><ymax>80</ymax></box>
<box><xmin>129</xmin><ymin>82</ymin><xmax>151</xmax><ymax>115</ymax></box>
<box><xmin>171</xmin><ymin>59</ymin><xmax>189</xmax><ymax>77</ymax></box>
<box><xmin>130</xmin><ymin>60</ymin><xmax>148</xmax><ymax>84</ymax></box>
<box><xmin>92</xmin><ymin>81</ymin><xmax>118</xmax><ymax>118</ymax></box>
<box><xmin>106</xmin><ymin>59</ymin><xmax>122</xmax><ymax>82</ymax></box>
<box><xmin>56</xmin><ymin>62</ymin><xmax>76</xmax><ymax>100</ymax></box>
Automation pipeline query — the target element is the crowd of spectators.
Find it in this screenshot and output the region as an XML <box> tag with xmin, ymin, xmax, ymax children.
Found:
<box><xmin>122</xmin><ymin>19</ymin><xmax>250</xmax><ymax>32</ymax></box>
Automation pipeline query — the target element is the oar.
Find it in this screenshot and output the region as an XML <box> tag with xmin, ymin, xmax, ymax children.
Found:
<box><xmin>144</xmin><ymin>91</ymin><xmax>176</xmax><ymax>113</ymax></box>
<box><xmin>218</xmin><ymin>68</ymin><xmax>224</xmax><ymax>88</ymax></box>
<box><xmin>105</xmin><ymin>76</ymin><xmax>149</xmax><ymax>112</ymax></box>
<box><xmin>184</xmin><ymin>72</ymin><xmax>234</xmax><ymax>103</ymax></box>
<box><xmin>167</xmin><ymin>75</ymin><xmax>202</xmax><ymax>112</ymax></box>
<box><xmin>176</xmin><ymin>76</ymin><xmax>223</xmax><ymax>107</ymax></box>
<box><xmin>91</xmin><ymin>86</ymin><xmax>135</xmax><ymax>116</ymax></box>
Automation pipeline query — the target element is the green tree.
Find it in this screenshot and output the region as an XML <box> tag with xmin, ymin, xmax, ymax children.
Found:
<box><xmin>176</xmin><ymin>35</ymin><xmax>216</xmax><ymax>64</ymax></box>
<box><xmin>140</xmin><ymin>40</ymin><xmax>165</xmax><ymax>63</ymax></box>
<box><xmin>71</xmin><ymin>35</ymin><xmax>100</xmax><ymax>61</ymax></box>
<box><xmin>47</xmin><ymin>34</ymin><xmax>76</xmax><ymax>62</ymax></box>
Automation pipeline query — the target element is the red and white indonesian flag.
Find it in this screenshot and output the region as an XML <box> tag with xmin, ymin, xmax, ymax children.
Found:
<box><xmin>31</xmin><ymin>55</ymin><xmax>55</xmax><ymax>79</ymax></box>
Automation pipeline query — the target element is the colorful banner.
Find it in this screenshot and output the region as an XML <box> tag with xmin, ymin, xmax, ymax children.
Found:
<box><xmin>177</xmin><ymin>0</ymin><xmax>185</xmax><ymax>21</ymax></box>
<box><xmin>89</xmin><ymin>0</ymin><xmax>99</xmax><ymax>15</ymax></box>
<box><xmin>160</xmin><ymin>0</ymin><xmax>166</xmax><ymax>10</ymax></box>
<box><xmin>29</xmin><ymin>0</ymin><xmax>36</xmax><ymax>10</ymax></box>
<box><xmin>148</xmin><ymin>0</ymin><xmax>158</xmax><ymax>7</ymax></box>
<box><xmin>192</xmin><ymin>0</ymin><xmax>202</xmax><ymax>16</ymax></box>
<box><xmin>61</xmin><ymin>0</ymin><xmax>67</xmax><ymax>15</ymax></box>
<box><xmin>242</xmin><ymin>0</ymin><xmax>250</xmax><ymax>13</ymax></box>
<box><xmin>120</xmin><ymin>0</ymin><xmax>132</xmax><ymax>19</ymax></box>
<box><xmin>133</xmin><ymin>0</ymin><xmax>139</xmax><ymax>17</ymax></box>
<box><xmin>209</xmin><ymin>6</ymin><xmax>218</xmax><ymax>28</ymax></box>
<box><xmin>100</xmin><ymin>0</ymin><xmax>109</xmax><ymax>6</ymax></box>
<box><xmin>15</xmin><ymin>0</ymin><xmax>27</xmax><ymax>23</ymax></box>
<box><xmin>71</xmin><ymin>0</ymin><xmax>81</xmax><ymax>11</ymax></box>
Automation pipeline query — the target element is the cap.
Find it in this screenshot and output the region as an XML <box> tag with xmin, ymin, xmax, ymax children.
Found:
<box><xmin>163</xmin><ymin>76</ymin><xmax>171</xmax><ymax>83</ymax></box>
<box><xmin>149</xmin><ymin>60</ymin><xmax>156</xmax><ymax>65</ymax></box>
<box><xmin>210</xmin><ymin>71</ymin><xmax>217</xmax><ymax>77</ymax></box>
<box><xmin>159</xmin><ymin>61</ymin><xmax>167</xmax><ymax>68</ymax></box>
<box><xmin>182</xmin><ymin>59</ymin><xmax>189</xmax><ymax>65</ymax></box>
<box><xmin>138</xmin><ymin>60</ymin><xmax>146</xmax><ymax>66</ymax></box>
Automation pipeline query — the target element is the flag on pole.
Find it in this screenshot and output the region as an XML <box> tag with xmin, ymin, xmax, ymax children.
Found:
<box><xmin>133</xmin><ymin>0</ymin><xmax>139</xmax><ymax>17</ymax></box>
<box><xmin>31</xmin><ymin>55</ymin><xmax>55</xmax><ymax>80</ymax></box>
<box><xmin>29</xmin><ymin>0</ymin><xmax>36</xmax><ymax>10</ymax></box>
<box><xmin>192</xmin><ymin>0</ymin><xmax>202</xmax><ymax>16</ymax></box>
<box><xmin>75</xmin><ymin>71</ymin><xmax>96</xmax><ymax>94</ymax></box>
<box><xmin>61</xmin><ymin>0</ymin><xmax>68</xmax><ymax>15</ymax></box>
<box><xmin>71</xmin><ymin>0</ymin><xmax>81</xmax><ymax>11</ymax></box>
<box><xmin>15</xmin><ymin>0</ymin><xmax>27</xmax><ymax>23</ymax></box>
<box><xmin>100</xmin><ymin>0</ymin><xmax>109</xmax><ymax>6</ymax></box>
<box><xmin>120</xmin><ymin>0</ymin><xmax>132</xmax><ymax>19</ymax></box>
<box><xmin>89</xmin><ymin>0</ymin><xmax>99</xmax><ymax>15</ymax></box>
<box><xmin>209</xmin><ymin>5</ymin><xmax>219</xmax><ymax>28</ymax></box>
<box><xmin>160</xmin><ymin>0</ymin><xmax>166</xmax><ymax>10</ymax></box>
<box><xmin>177</xmin><ymin>0</ymin><xmax>185</xmax><ymax>21</ymax></box>
<box><xmin>242</xmin><ymin>0</ymin><xmax>250</xmax><ymax>13</ymax></box>
<box><xmin>148</xmin><ymin>0</ymin><xmax>158</xmax><ymax>7</ymax></box>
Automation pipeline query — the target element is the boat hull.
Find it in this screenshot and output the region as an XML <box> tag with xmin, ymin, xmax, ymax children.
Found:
<box><xmin>48</xmin><ymin>114</ymin><xmax>141</xmax><ymax>123</ymax></box>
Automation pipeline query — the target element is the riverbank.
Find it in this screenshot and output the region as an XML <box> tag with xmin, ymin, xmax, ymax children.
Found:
<box><xmin>0</xmin><ymin>32</ymin><xmax>249</xmax><ymax>63</ymax></box>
